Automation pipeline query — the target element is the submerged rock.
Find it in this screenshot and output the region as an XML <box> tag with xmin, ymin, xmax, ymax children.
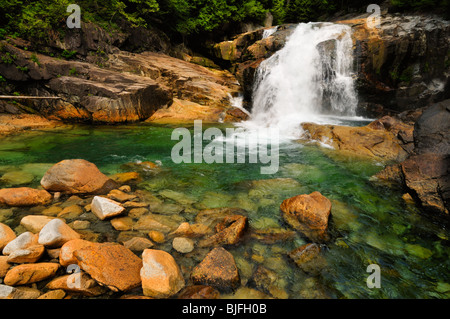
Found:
<box><xmin>191</xmin><ymin>247</ymin><xmax>240</xmax><ymax>291</ymax></box>
<box><xmin>40</xmin><ymin>159</ymin><xmax>117</xmax><ymax>195</ymax></box>
<box><xmin>288</xmin><ymin>243</ymin><xmax>327</xmax><ymax>275</ymax></box>
<box><xmin>280</xmin><ymin>191</ymin><xmax>332</xmax><ymax>242</ymax></box>
<box><xmin>198</xmin><ymin>215</ymin><xmax>248</xmax><ymax>247</ymax></box>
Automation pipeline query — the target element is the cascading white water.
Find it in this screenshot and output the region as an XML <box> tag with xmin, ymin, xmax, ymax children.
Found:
<box><xmin>241</xmin><ymin>22</ymin><xmax>358</xmax><ymax>139</ymax></box>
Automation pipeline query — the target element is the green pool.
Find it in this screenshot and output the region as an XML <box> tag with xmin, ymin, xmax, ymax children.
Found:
<box><xmin>0</xmin><ymin>123</ymin><xmax>449</xmax><ymax>299</ymax></box>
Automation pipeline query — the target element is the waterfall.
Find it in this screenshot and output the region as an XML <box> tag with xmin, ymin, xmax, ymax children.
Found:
<box><xmin>243</xmin><ymin>22</ymin><xmax>358</xmax><ymax>139</ymax></box>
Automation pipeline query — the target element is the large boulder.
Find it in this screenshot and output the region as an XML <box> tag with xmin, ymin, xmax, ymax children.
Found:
<box><xmin>280</xmin><ymin>191</ymin><xmax>332</xmax><ymax>242</ymax></box>
<box><xmin>0</xmin><ymin>41</ymin><xmax>173</xmax><ymax>123</ymax></box>
<box><xmin>413</xmin><ymin>99</ymin><xmax>450</xmax><ymax>154</ymax></box>
<box><xmin>301</xmin><ymin>119</ymin><xmax>410</xmax><ymax>162</ymax></box>
<box><xmin>337</xmin><ymin>14</ymin><xmax>449</xmax><ymax>115</ymax></box>
<box><xmin>40</xmin><ymin>159</ymin><xmax>117</xmax><ymax>195</ymax></box>
<box><xmin>0</xmin><ymin>188</ymin><xmax>52</xmax><ymax>207</ymax></box>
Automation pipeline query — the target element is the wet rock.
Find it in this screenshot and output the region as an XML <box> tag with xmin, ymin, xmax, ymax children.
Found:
<box><xmin>4</xmin><ymin>262</ymin><xmax>59</xmax><ymax>285</ymax></box>
<box><xmin>301</xmin><ymin>122</ymin><xmax>409</xmax><ymax>162</ymax></box>
<box><xmin>0</xmin><ymin>222</ymin><xmax>16</xmax><ymax>250</ymax></box>
<box><xmin>2</xmin><ymin>232</ymin><xmax>38</xmax><ymax>255</ymax></box>
<box><xmin>0</xmin><ymin>284</ymin><xmax>41</xmax><ymax>299</ymax></box>
<box><xmin>280</xmin><ymin>191</ymin><xmax>332</xmax><ymax>242</ymax></box>
<box><xmin>250</xmin><ymin>228</ymin><xmax>296</xmax><ymax>244</ymax></box>
<box><xmin>0</xmin><ymin>187</ymin><xmax>52</xmax><ymax>206</ymax></box>
<box><xmin>140</xmin><ymin>249</ymin><xmax>185</xmax><ymax>298</ymax></box>
<box><xmin>40</xmin><ymin>159</ymin><xmax>117</xmax><ymax>195</ymax></box>
<box><xmin>191</xmin><ymin>247</ymin><xmax>240</xmax><ymax>291</ymax></box>
<box><xmin>401</xmin><ymin>153</ymin><xmax>449</xmax><ymax>215</ymax></box>
<box><xmin>134</xmin><ymin>215</ymin><xmax>172</xmax><ymax>233</ymax></box>
<box><xmin>110</xmin><ymin>216</ymin><xmax>134</xmax><ymax>231</ymax></box>
<box><xmin>177</xmin><ymin>285</ymin><xmax>220</xmax><ymax>299</ymax></box>
<box><xmin>74</xmin><ymin>242</ymin><xmax>142</xmax><ymax>292</ymax></box>
<box><xmin>109</xmin><ymin>172</ymin><xmax>142</xmax><ymax>184</ymax></box>
<box><xmin>91</xmin><ymin>196</ymin><xmax>125</xmax><ymax>220</ymax></box>
<box><xmin>172</xmin><ymin>237</ymin><xmax>195</xmax><ymax>254</ymax></box>
<box><xmin>20</xmin><ymin>215</ymin><xmax>58</xmax><ymax>233</ymax></box>
<box><xmin>148</xmin><ymin>230</ymin><xmax>165</xmax><ymax>243</ymax></box>
<box><xmin>107</xmin><ymin>189</ymin><xmax>137</xmax><ymax>203</ymax></box>
<box><xmin>195</xmin><ymin>207</ymin><xmax>247</xmax><ymax>229</ymax></box>
<box><xmin>123</xmin><ymin>237</ymin><xmax>154</xmax><ymax>252</ymax></box>
<box><xmin>414</xmin><ymin>100</ymin><xmax>450</xmax><ymax>155</ymax></box>
<box><xmin>198</xmin><ymin>215</ymin><xmax>248</xmax><ymax>247</ymax></box>
<box><xmin>249</xmin><ymin>265</ymin><xmax>288</xmax><ymax>299</ymax></box>
<box><xmin>46</xmin><ymin>272</ymin><xmax>107</xmax><ymax>296</ymax></box>
<box><xmin>0</xmin><ymin>171</ymin><xmax>34</xmax><ymax>186</ymax></box>
<box><xmin>37</xmin><ymin>289</ymin><xmax>66</xmax><ymax>299</ymax></box>
<box><xmin>38</xmin><ymin>219</ymin><xmax>81</xmax><ymax>248</ymax></box>
<box><xmin>57</xmin><ymin>205</ymin><xmax>83</xmax><ymax>220</ymax></box>
<box><xmin>7</xmin><ymin>244</ymin><xmax>45</xmax><ymax>263</ymax></box>
<box><xmin>59</xmin><ymin>239</ymin><xmax>98</xmax><ymax>267</ymax></box>
<box><xmin>170</xmin><ymin>222</ymin><xmax>213</xmax><ymax>238</ymax></box>
<box><xmin>288</xmin><ymin>243</ymin><xmax>327</xmax><ymax>275</ymax></box>
<box><xmin>0</xmin><ymin>256</ymin><xmax>11</xmax><ymax>277</ymax></box>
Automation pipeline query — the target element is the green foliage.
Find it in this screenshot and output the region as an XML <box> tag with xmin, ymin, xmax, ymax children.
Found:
<box><xmin>61</xmin><ymin>49</ymin><xmax>77</xmax><ymax>59</ymax></box>
<box><xmin>1</xmin><ymin>52</ymin><xmax>17</xmax><ymax>64</ymax></box>
<box><xmin>16</xmin><ymin>65</ymin><xmax>29</xmax><ymax>72</ymax></box>
<box><xmin>69</xmin><ymin>67</ymin><xmax>77</xmax><ymax>75</ymax></box>
<box><xmin>30</xmin><ymin>53</ymin><xmax>41</xmax><ymax>65</ymax></box>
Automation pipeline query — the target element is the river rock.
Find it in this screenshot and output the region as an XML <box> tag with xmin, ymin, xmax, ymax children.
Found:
<box><xmin>37</xmin><ymin>289</ymin><xmax>66</xmax><ymax>299</ymax></box>
<box><xmin>280</xmin><ymin>191</ymin><xmax>332</xmax><ymax>242</ymax></box>
<box><xmin>0</xmin><ymin>256</ymin><xmax>10</xmax><ymax>277</ymax></box>
<box><xmin>0</xmin><ymin>222</ymin><xmax>16</xmax><ymax>250</ymax></box>
<box><xmin>123</xmin><ymin>237</ymin><xmax>154</xmax><ymax>252</ymax></box>
<box><xmin>301</xmin><ymin>122</ymin><xmax>409</xmax><ymax>162</ymax></box>
<box><xmin>0</xmin><ymin>284</ymin><xmax>41</xmax><ymax>299</ymax></box>
<box><xmin>74</xmin><ymin>242</ymin><xmax>142</xmax><ymax>292</ymax></box>
<box><xmin>40</xmin><ymin>159</ymin><xmax>117</xmax><ymax>195</ymax></box>
<box><xmin>177</xmin><ymin>285</ymin><xmax>220</xmax><ymax>299</ymax></box>
<box><xmin>288</xmin><ymin>243</ymin><xmax>327</xmax><ymax>275</ymax></box>
<box><xmin>0</xmin><ymin>187</ymin><xmax>52</xmax><ymax>206</ymax></box>
<box><xmin>172</xmin><ymin>237</ymin><xmax>195</xmax><ymax>253</ymax></box>
<box><xmin>20</xmin><ymin>215</ymin><xmax>58</xmax><ymax>233</ymax></box>
<box><xmin>170</xmin><ymin>222</ymin><xmax>213</xmax><ymax>238</ymax></box>
<box><xmin>0</xmin><ymin>171</ymin><xmax>34</xmax><ymax>186</ymax></box>
<box><xmin>7</xmin><ymin>244</ymin><xmax>45</xmax><ymax>263</ymax></box>
<box><xmin>2</xmin><ymin>232</ymin><xmax>38</xmax><ymax>255</ymax></box>
<box><xmin>198</xmin><ymin>215</ymin><xmax>248</xmax><ymax>247</ymax></box>
<box><xmin>38</xmin><ymin>219</ymin><xmax>81</xmax><ymax>248</ymax></box>
<box><xmin>107</xmin><ymin>189</ymin><xmax>137</xmax><ymax>202</ymax></box>
<box><xmin>91</xmin><ymin>196</ymin><xmax>125</xmax><ymax>220</ymax></box>
<box><xmin>59</xmin><ymin>239</ymin><xmax>98</xmax><ymax>267</ymax></box>
<box><xmin>191</xmin><ymin>247</ymin><xmax>240</xmax><ymax>291</ymax></box>
<box><xmin>45</xmin><ymin>272</ymin><xmax>107</xmax><ymax>296</ymax></box>
<box><xmin>4</xmin><ymin>262</ymin><xmax>59</xmax><ymax>285</ymax></box>
<box><xmin>140</xmin><ymin>249</ymin><xmax>185</xmax><ymax>298</ymax></box>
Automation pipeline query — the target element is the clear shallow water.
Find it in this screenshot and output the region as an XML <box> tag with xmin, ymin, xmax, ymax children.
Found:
<box><xmin>0</xmin><ymin>123</ymin><xmax>449</xmax><ymax>299</ymax></box>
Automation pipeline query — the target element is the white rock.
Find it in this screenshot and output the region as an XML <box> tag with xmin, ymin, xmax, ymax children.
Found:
<box><xmin>0</xmin><ymin>284</ymin><xmax>41</xmax><ymax>299</ymax></box>
<box><xmin>91</xmin><ymin>196</ymin><xmax>125</xmax><ymax>220</ymax></box>
<box><xmin>172</xmin><ymin>237</ymin><xmax>195</xmax><ymax>253</ymax></box>
<box><xmin>38</xmin><ymin>219</ymin><xmax>80</xmax><ymax>248</ymax></box>
<box><xmin>20</xmin><ymin>215</ymin><xmax>57</xmax><ymax>233</ymax></box>
<box><xmin>2</xmin><ymin>231</ymin><xmax>37</xmax><ymax>255</ymax></box>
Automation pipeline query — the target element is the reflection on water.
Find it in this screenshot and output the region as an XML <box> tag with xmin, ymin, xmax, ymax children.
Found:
<box><xmin>0</xmin><ymin>124</ymin><xmax>449</xmax><ymax>299</ymax></box>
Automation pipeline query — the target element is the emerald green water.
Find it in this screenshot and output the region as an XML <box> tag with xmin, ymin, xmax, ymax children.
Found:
<box><xmin>0</xmin><ymin>123</ymin><xmax>449</xmax><ymax>299</ymax></box>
